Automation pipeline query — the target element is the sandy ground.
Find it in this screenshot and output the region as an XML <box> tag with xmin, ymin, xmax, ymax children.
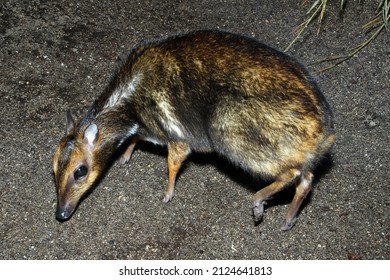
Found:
<box><xmin>0</xmin><ymin>0</ymin><xmax>389</xmax><ymax>259</ymax></box>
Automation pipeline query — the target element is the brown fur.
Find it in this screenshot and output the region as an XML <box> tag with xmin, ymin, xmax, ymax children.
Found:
<box><xmin>53</xmin><ymin>30</ymin><xmax>334</xmax><ymax>230</ymax></box>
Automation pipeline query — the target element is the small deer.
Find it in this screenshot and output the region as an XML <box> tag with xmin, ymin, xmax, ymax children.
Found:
<box><xmin>52</xmin><ymin>30</ymin><xmax>334</xmax><ymax>230</ymax></box>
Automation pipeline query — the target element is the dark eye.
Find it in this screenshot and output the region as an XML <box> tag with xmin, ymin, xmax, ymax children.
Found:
<box><xmin>74</xmin><ymin>165</ymin><xmax>88</xmax><ymax>181</ymax></box>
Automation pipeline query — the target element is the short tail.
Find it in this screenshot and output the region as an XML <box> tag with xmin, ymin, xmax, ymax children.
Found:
<box><xmin>316</xmin><ymin>131</ymin><xmax>335</xmax><ymax>158</ymax></box>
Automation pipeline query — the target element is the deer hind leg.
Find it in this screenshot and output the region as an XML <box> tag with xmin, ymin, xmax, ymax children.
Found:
<box><xmin>253</xmin><ymin>169</ymin><xmax>301</xmax><ymax>225</ymax></box>
<box><xmin>281</xmin><ymin>171</ymin><xmax>313</xmax><ymax>231</ymax></box>
<box><xmin>163</xmin><ymin>141</ymin><xmax>190</xmax><ymax>203</ymax></box>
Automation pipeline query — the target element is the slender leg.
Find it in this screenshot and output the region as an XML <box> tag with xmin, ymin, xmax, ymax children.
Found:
<box><xmin>281</xmin><ymin>171</ymin><xmax>313</xmax><ymax>231</ymax></box>
<box><xmin>119</xmin><ymin>137</ymin><xmax>138</xmax><ymax>164</ymax></box>
<box><xmin>253</xmin><ymin>169</ymin><xmax>301</xmax><ymax>223</ymax></box>
<box><xmin>162</xmin><ymin>141</ymin><xmax>190</xmax><ymax>203</ymax></box>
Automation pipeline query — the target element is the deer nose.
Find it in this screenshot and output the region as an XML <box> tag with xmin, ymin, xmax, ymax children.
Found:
<box><xmin>56</xmin><ymin>209</ymin><xmax>70</xmax><ymax>221</ymax></box>
<box><xmin>55</xmin><ymin>201</ymin><xmax>75</xmax><ymax>221</ymax></box>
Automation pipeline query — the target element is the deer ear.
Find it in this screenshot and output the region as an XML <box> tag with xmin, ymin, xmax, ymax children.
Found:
<box><xmin>66</xmin><ymin>110</ymin><xmax>75</xmax><ymax>136</ymax></box>
<box><xmin>83</xmin><ymin>123</ymin><xmax>99</xmax><ymax>148</ymax></box>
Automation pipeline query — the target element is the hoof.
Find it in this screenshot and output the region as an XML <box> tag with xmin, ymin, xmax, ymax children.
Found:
<box><xmin>118</xmin><ymin>155</ymin><xmax>131</xmax><ymax>165</ymax></box>
<box><xmin>281</xmin><ymin>217</ymin><xmax>297</xmax><ymax>231</ymax></box>
<box><xmin>162</xmin><ymin>191</ymin><xmax>174</xmax><ymax>203</ymax></box>
<box><xmin>252</xmin><ymin>201</ymin><xmax>265</xmax><ymax>223</ymax></box>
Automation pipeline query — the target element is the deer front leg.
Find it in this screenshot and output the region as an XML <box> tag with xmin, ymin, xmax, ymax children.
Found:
<box><xmin>162</xmin><ymin>141</ymin><xmax>190</xmax><ymax>203</ymax></box>
<box><xmin>119</xmin><ymin>137</ymin><xmax>138</xmax><ymax>164</ymax></box>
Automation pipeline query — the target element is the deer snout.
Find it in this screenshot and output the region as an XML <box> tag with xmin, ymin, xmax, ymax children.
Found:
<box><xmin>55</xmin><ymin>200</ymin><xmax>76</xmax><ymax>221</ymax></box>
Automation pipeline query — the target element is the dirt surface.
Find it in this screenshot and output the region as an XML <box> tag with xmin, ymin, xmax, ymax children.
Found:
<box><xmin>1</xmin><ymin>0</ymin><xmax>389</xmax><ymax>260</ymax></box>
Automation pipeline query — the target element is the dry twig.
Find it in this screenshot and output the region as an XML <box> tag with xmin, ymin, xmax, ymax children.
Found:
<box><xmin>286</xmin><ymin>0</ymin><xmax>389</xmax><ymax>72</ymax></box>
